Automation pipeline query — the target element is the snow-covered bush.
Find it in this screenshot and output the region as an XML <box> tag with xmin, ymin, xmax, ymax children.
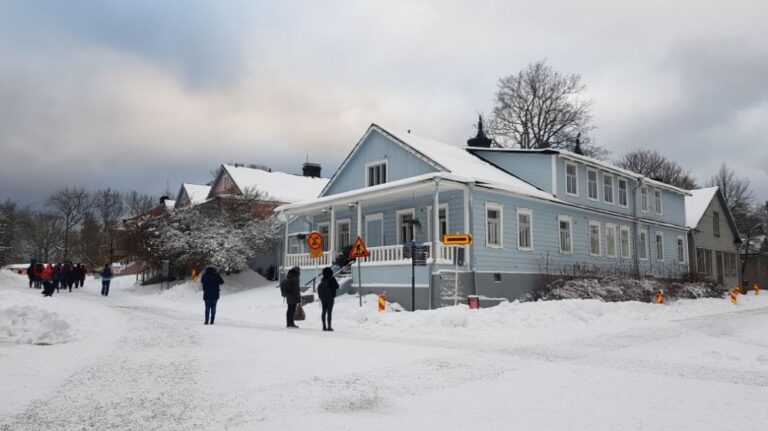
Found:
<box><xmin>135</xmin><ymin>193</ymin><xmax>281</xmax><ymax>274</ymax></box>
<box><xmin>526</xmin><ymin>277</ymin><xmax>722</xmax><ymax>302</ymax></box>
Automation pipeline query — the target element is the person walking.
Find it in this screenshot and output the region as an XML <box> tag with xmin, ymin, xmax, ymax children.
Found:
<box><xmin>200</xmin><ymin>267</ymin><xmax>224</xmax><ymax>325</ymax></box>
<box><xmin>100</xmin><ymin>264</ymin><xmax>113</xmax><ymax>296</ymax></box>
<box><xmin>52</xmin><ymin>263</ymin><xmax>62</xmax><ymax>293</ymax></box>
<box><xmin>317</xmin><ymin>267</ymin><xmax>339</xmax><ymax>331</ymax></box>
<box><xmin>33</xmin><ymin>262</ymin><xmax>44</xmax><ymax>288</ymax></box>
<box><xmin>78</xmin><ymin>264</ymin><xmax>86</xmax><ymax>287</ymax></box>
<box><xmin>280</xmin><ymin>266</ymin><xmax>301</xmax><ymax>328</ymax></box>
<box><xmin>27</xmin><ymin>260</ymin><xmax>35</xmax><ymax>288</ymax></box>
<box><xmin>41</xmin><ymin>263</ymin><xmax>54</xmax><ymax>297</ymax></box>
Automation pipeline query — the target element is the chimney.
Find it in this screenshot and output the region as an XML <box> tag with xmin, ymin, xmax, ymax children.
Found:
<box><xmin>466</xmin><ymin>115</ymin><xmax>492</xmax><ymax>148</ymax></box>
<box><xmin>302</xmin><ymin>162</ymin><xmax>322</xmax><ymax>178</ymax></box>
<box><xmin>159</xmin><ymin>195</ymin><xmax>169</xmax><ymax>204</ymax></box>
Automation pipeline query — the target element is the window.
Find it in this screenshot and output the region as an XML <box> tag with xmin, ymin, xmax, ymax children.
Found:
<box><xmin>713</xmin><ymin>211</ymin><xmax>721</xmax><ymax>237</ymax></box>
<box><xmin>620</xmin><ymin>226</ymin><xmax>631</xmax><ymax>258</ymax></box>
<box><xmin>603</xmin><ymin>174</ymin><xmax>614</xmax><ymax>204</ymax></box>
<box><xmin>697</xmin><ymin>248</ymin><xmax>712</xmax><ymax>275</ymax></box>
<box><xmin>397</xmin><ymin>210</ymin><xmax>416</xmax><ymax>244</ymax></box>
<box><xmin>566</xmin><ymin>163</ymin><xmax>578</xmax><ymax>196</ymax></box>
<box><xmin>558</xmin><ymin>216</ymin><xmax>573</xmax><ymax>254</ymax></box>
<box><xmin>589</xmin><ymin>221</ymin><xmax>601</xmax><ymax>256</ymax></box>
<box><xmin>606</xmin><ymin>224</ymin><xmax>617</xmax><ymax>258</ymax></box>
<box><xmin>336</xmin><ymin>219</ymin><xmax>351</xmax><ymax>250</ymax></box>
<box><xmin>638</xmin><ymin>229</ymin><xmax>648</xmax><ymax>260</ymax></box>
<box><xmin>640</xmin><ymin>187</ymin><xmax>649</xmax><ymax>212</ymax></box>
<box><xmin>288</xmin><ymin>236</ymin><xmax>305</xmax><ymax>254</ymax></box>
<box><xmin>725</xmin><ymin>253</ymin><xmax>738</xmax><ymax>277</ymax></box>
<box><xmin>587</xmin><ymin>169</ymin><xmax>599</xmax><ymax>200</ymax></box>
<box><xmin>676</xmin><ymin>236</ymin><xmax>686</xmax><ymax>264</ymax></box>
<box><xmin>517</xmin><ymin>208</ymin><xmax>533</xmax><ymax>250</ymax></box>
<box><xmin>618</xmin><ymin>178</ymin><xmax>628</xmax><ymax>207</ymax></box>
<box><xmin>655</xmin><ymin>232</ymin><xmax>664</xmax><ymax>261</ymax></box>
<box><xmin>427</xmin><ymin>205</ymin><xmax>449</xmax><ymax>242</ymax></box>
<box><xmin>366</xmin><ymin>160</ymin><xmax>387</xmax><ymax>187</ymax></box>
<box><xmin>318</xmin><ymin>222</ymin><xmax>330</xmax><ymax>251</ymax></box>
<box><xmin>654</xmin><ymin>189</ymin><xmax>662</xmax><ymax>214</ymax></box>
<box><xmin>486</xmin><ymin>203</ymin><xmax>503</xmax><ymax>248</ymax></box>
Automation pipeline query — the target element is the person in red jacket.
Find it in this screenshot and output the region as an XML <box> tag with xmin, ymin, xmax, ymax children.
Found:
<box><xmin>41</xmin><ymin>264</ymin><xmax>55</xmax><ymax>297</ymax></box>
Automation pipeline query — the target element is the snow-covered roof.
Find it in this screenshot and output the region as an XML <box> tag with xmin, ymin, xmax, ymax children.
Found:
<box><xmin>163</xmin><ymin>199</ymin><xmax>176</xmax><ymax>211</ymax></box>
<box><xmin>222</xmin><ymin>165</ymin><xmax>329</xmax><ymax>204</ymax></box>
<box><xmin>182</xmin><ymin>183</ymin><xmax>211</xmax><ymax>205</ymax></box>
<box><xmin>684</xmin><ymin>187</ymin><xmax>719</xmax><ymax>229</ymax></box>
<box><xmin>377</xmin><ymin>125</ymin><xmax>554</xmax><ymax>201</ymax></box>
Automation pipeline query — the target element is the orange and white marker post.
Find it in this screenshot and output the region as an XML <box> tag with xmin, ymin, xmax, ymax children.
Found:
<box><xmin>191</xmin><ymin>268</ymin><xmax>198</xmax><ymax>283</ymax></box>
<box><xmin>655</xmin><ymin>290</ymin><xmax>664</xmax><ymax>304</ymax></box>
<box><xmin>754</xmin><ymin>282</ymin><xmax>760</xmax><ymax>295</ymax></box>
<box><xmin>730</xmin><ymin>286</ymin><xmax>740</xmax><ymax>305</ymax></box>
<box><xmin>378</xmin><ymin>293</ymin><xmax>386</xmax><ymax>312</ymax></box>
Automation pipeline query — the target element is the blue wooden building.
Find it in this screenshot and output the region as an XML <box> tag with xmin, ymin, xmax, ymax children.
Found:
<box><xmin>275</xmin><ymin>123</ymin><xmax>691</xmax><ymax>308</ymax></box>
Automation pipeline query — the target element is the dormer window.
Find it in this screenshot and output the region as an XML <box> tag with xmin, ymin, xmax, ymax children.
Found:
<box><xmin>565</xmin><ymin>162</ymin><xmax>578</xmax><ymax>196</ymax></box>
<box><xmin>366</xmin><ymin>160</ymin><xmax>387</xmax><ymax>187</ymax></box>
<box><xmin>654</xmin><ymin>189</ymin><xmax>663</xmax><ymax>214</ymax></box>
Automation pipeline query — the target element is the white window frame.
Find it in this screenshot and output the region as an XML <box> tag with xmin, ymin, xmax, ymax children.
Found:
<box><xmin>588</xmin><ymin>220</ymin><xmax>602</xmax><ymax>257</ymax></box>
<box><xmin>587</xmin><ymin>168</ymin><xmax>599</xmax><ymax>201</ymax></box>
<box><xmin>396</xmin><ymin>209</ymin><xmax>416</xmax><ymax>244</ymax></box>
<box><xmin>603</xmin><ymin>173</ymin><xmax>615</xmax><ymax>205</ymax></box>
<box><xmin>365</xmin><ymin>159</ymin><xmax>388</xmax><ymax>187</ymax></box>
<box><xmin>638</xmin><ymin>229</ymin><xmax>649</xmax><ymax>260</ymax></box>
<box><xmin>640</xmin><ymin>187</ymin><xmax>649</xmax><ymax>213</ymax></box>
<box><xmin>565</xmin><ymin>162</ymin><xmax>579</xmax><ymax>196</ymax></box>
<box><xmin>335</xmin><ymin>218</ymin><xmax>351</xmax><ymax>251</ymax></box>
<box><xmin>619</xmin><ymin>225</ymin><xmax>631</xmax><ymax>259</ymax></box>
<box><xmin>517</xmin><ymin>208</ymin><xmax>533</xmax><ymax>251</ymax></box>
<box><xmin>654</xmin><ymin>189</ymin><xmax>663</xmax><ymax>215</ymax></box>
<box><xmin>427</xmin><ymin>204</ymin><xmax>450</xmax><ymax>242</ymax></box>
<box><xmin>558</xmin><ymin>215</ymin><xmax>573</xmax><ymax>255</ymax></box>
<box><xmin>655</xmin><ymin>232</ymin><xmax>664</xmax><ymax>261</ymax></box>
<box><xmin>485</xmin><ymin>202</ymin><xmax>503</xmax><ymax>249</ymax></box>
<box><xmin>605</xmin><ymin>223</ymin><xmax>617</xmax><ymax>258</ymax></box>
<box><xmin>676</xmin><ymin>235</ymin><xmax>686</xmax><ymax>264</ymax></box>
<box><xmin>317</xmin><ymin>222</ymin><xmax>330</xmax><ymax>252</ymax></box>
<box><xmin>618</xmin><ymin>178</ymin><xmax>628</xmax><ymax>208</ymax></box>
<box><xmin>364</xmin><ymin>213</ymin><xmax>384</xmax><ymax>246</ymax></box>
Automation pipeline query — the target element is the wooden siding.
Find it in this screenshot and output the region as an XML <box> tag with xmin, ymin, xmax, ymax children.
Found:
<box><xmin>470</xmin><ymin>150</ymin><xmax>553</xmax><ymax>192</ymax></box>
<box><xmin>322</xmin><ymin>129</ymin><xmax>438</xmax><ymax>196</ymax></box>
<box><xmin>689</xmin><ymin>193</ymin><xmax>740</xmax><ymax>286</ymax></box>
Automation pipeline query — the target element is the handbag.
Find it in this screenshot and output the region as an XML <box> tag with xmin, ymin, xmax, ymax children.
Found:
<box><xmin>294</xmin><ymin>304</ymin><xmax>306</xmax><ymax>321</ymax></box>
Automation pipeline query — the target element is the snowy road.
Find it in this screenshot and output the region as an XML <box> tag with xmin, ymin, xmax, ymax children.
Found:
<box><xmin>2</xmin><ymin>272</ymin><xmax>768</xmax><ymax>430</ymax></box>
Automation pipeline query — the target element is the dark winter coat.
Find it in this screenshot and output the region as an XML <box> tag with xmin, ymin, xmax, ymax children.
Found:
<box><xmin>201</xmin><ymin>267</ymin><xmax>224</xmax><ymax>301</ymax></box>
<box><xmin>317</xmin><ymin>267</ymin><xmax>339</xmax><ymax>302</ymax></box>
<box><xmin>27</xmin><ymin>264</ymin><xmax>34</xmax><ymax>280</ymax></box>
<box><xmin>100</xmin><ymin>265</ymin><xmax>113</xmax><ymax>280</ymax></box>
<box><xmin>280</xmin><ymin>268</ymin><xmax>301</xmax><ymax>305</ymax></box>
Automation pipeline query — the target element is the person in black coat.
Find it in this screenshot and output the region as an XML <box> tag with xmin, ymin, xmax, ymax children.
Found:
<box><xmin>280</xmin><ymin>266</ymin><xmax>301</xmax><ymax>328</ymax></box>
<box><xmin>27</xmin><ymin>261</ymin><xmax>35</xmax><ymax>288</ymax></box>
<box><xmin>201</xmin><ymin>266</ymin><xmax>224</xmax><ymax>325</ymax></box>
<box><xmin>317</xmin><ymin>267</ymin><xmax>339</xmax><ymax>331</ymax></box>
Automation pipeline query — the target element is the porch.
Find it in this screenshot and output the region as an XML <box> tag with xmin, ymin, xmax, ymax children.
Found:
<box><xmin>284</xmin><ymin>242</ymin><xmax>458</xmax><ymax>269</ymax></box>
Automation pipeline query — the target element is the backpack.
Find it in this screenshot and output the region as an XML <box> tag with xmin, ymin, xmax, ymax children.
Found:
<box><xmin>103</xmin><ymin>267</ymin><xmax>112</xmax><ymax>277</ymax></box>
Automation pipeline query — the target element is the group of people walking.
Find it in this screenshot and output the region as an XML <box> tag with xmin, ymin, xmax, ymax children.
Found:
<box><xmin>27</xmin><ymin>260</ymin><xmax>87</xmax><ymax>297</ymax></box>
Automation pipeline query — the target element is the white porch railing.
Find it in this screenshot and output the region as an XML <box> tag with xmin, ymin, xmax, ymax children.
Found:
<box><xmin>286</xmin><ymin>244</ymin><xmax>454</xmax><ymax>269</ymax></box>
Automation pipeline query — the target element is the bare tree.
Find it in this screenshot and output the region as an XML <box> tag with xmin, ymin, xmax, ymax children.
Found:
<box><xmin>707</xmin><ymin>163</ymin><xmax>754</xmax><ymax>233</ymax></box>
<box><xmin>488</xmin><ymin>59</ymin><xmax>607</xmax><ymax>158</ymax></box>
<box><xmin>93</xmin><ymin>188</ymin><xmax>125</xmax><ymax>263</ymax></box>
<box><xmin>615</xmin><ymin>149</ymin><xmax>698</xmax><ymax>189</ymax></box>
<box><xmin>125</xmin><ymin>191</ymin><xmax>156</xmax><ymax>217</ymax></box>
<box><xmin>47</xmin><ymin>187</ymin><xmax>91</xmax><ymax>260</ymax></box>
<box><xmin>25</xmin><ymin>212</ymin><xmax>63</xmax><ymax>262</ymax></box>
<box><xmin>0</xmin><ymin>200</ymin><xmax>30</xmax><ymax>264</ymax></box>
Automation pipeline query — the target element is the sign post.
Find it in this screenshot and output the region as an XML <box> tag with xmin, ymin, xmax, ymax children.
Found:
<box><xmin>307</xmin><ymin>231</ymin><xmax>324</xmax><ymax>292</ymax></box>
<box><xmin>349</xmin><ymin>235</ymin><xmax>370</xmax><ymax>307</ymax></box>
<box><xmin>443</xmin><ymin>234</ymin><xmax>473</xmax><ymax>306</ymax></box>
<box><xmin>404</xmin><ymin>241</ymin><xmax>428</xmax><ymax>311</ymax></box>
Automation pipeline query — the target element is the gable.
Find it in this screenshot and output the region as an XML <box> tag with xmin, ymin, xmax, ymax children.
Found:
<box><xmin>692</xmin><ymin>190</ymin><xmax>740</xmax><ymax>250</ymax></box>
<box><xmin>209</xmin><ymin>169</ymin><xmax>241</xmax><ymax>198</ymax></box>
<box><xmin>322</xmin><ymin>128</ymin><xmax>439</xmax><ymax>196</ymax></box>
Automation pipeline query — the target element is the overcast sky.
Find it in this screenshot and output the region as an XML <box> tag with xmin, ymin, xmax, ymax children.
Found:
<box><xmin>1</xmin><ymin>0</ymin><xmax>766</xmax><ymax>207</ymax></box>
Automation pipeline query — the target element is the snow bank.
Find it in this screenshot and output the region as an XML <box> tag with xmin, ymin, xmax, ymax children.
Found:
<box><xmin>528</xmin><ymin>277</ymin><xmax>722</xmax><ymax>302</ymax></box>
<box><xmin>0</xmin><ymin>305</ymin><xmax>76</xmax><ymax>345</ymax></box>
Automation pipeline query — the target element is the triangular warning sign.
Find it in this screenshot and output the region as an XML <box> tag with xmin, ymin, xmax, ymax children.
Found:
<box><xmin>349</xmin><ymin>235</ymin><xmax>370</xmax><ymax>258</ymax></box>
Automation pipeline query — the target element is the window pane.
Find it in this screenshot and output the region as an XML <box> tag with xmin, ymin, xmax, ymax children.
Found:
<box><xmin>604</xmin><ymin>176</ymin><xmax>614</xmax><ymax>203</ymax></box>
<box><xmin>639</xmin><ymin>232</ymin><xmax>647</xmax><ymax>259</ymax></box>
<box><xmin>620</xmin><ymin>229</ymin><xmax>630</xmax><ymax>258</ymax></box>
<box><xmin>518</xmin><ymin>213</ymin><xmax>531</xmax><ymax>249</ymax></box>
<box><xmin>559</xmin><ymin>220</ymin><xmax>571</xmax><ymax>253</ymax></box>
<box><xmin>590</xmin><ymin>224</ymin><xmax>600</xmax><ymax>255</ymax></box>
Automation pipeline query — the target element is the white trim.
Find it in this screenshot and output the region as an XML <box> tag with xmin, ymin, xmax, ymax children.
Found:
<box><xmin>654</xmin><ymin>189</ymin><xmax>663</xmax><ymax>215</ymax></box>
<box><xmin>588</xmin><ymin>220</ymin><xmax>602</xmax><ymax>257</ymax></box>
<box><xmin>640</xmin><ymin>187</ymin><xmax>649</xmax><ymax>213</ymax></box>
<box><xmin>364</xmin><ymin>159</ymin><xmax>389</xmax><ymax>187</ymax></box>
<box><xmin>617</xmin><ymin>177</ymin><xmax>629</xmax><ymax>208</ymax></box>
<box><xmin>638</xmin><ymin>228</ymin><xmax>649</xmax><ymax>261</ymax></box>
<box><xmin>619</xmin><ymin>225</ymin><xmax>632</xmax><ymax>259</ymax></box>
<box><xmin>551</xmin><ymin>155</ymin><xmax>558</xmax><ymax>196</ymax></box>
<box><xmin>605</xmin><ymin>223</ymin><xmax>617</xmax><ymax>258</ymax></box>
<box><xmin>655</xmin><ymin>231</ymin><xmax>665</xmax><ymax>261</ymax></box>
<box><xmin>364</xmin><ymin>213</ymin><xmax>384</xmax><ymax>246</ymax></box>
<box><xmin>587</xmin><ymin>168</ymin><xmax>599</xmax><ymax>201</ymax></box>
<box><xmin>517</xmin><ymin>208</ymin><xmax>534</xmax><ymax>251</ymax></box>
<box><xmin>565</xmin><ymin>162</ymin><xmax>579</xmax><ymax>196</ymax></box>
<box><xmin>676</xmin><ymin>235</ymin><xmax>686</xmax><ymax>264</ymax></box>
<box><xmin>427</xmin><ymin>204</ymin><xmax>450</xmax><ymax>242</ymax></box>
<box><xmin>557</xmin><ymin>215</ymin><xmax>573</xmax><ymax>255</ymax></box>
<box><xmin>485</xmin><ymin>202</ymin><xmax>504</xmax><ymax>249</ymax></box>
<box><xmin>603</xmin><ymin>173</ymin><xmax>615</xmax><ymax>205</ymax></box>
<box><xmin>395</xmin><ymin>208</ymin><xmax>416</xmax><ymax>244</ymax></box>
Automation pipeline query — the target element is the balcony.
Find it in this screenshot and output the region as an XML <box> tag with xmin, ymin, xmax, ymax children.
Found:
<box><xmin>284</xmin><ymin>243</ymin><xmax>455</xmax><ymax>269</ymax></box>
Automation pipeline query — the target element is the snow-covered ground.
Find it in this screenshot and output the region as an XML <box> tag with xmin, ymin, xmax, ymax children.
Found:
<box><xmin>1</xmin><ymin>269</ymin><xmax>767</xmax><ymax>430</ymax></box>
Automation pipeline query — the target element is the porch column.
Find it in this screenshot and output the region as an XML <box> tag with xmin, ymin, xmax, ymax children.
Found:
<box><xmin>329</xmin><ymin>206</ymin><xmax>336</xmax><ymax>257</ymax></box>
<box><xmin>356</xmin><ymin>201</ymin><xmax>363</xmax><ymax>239</ymax></box>
<box><xmin>463</xmin><ymin>186</ymin><xmax>470</xmax><ymax>267</ymax></box>
<box><xmin>433</xmin><ymin>180</ymin><xmax>440</xmax><ymax>250</ymax></box>
<box><xmin>283</xmin><ymin>215</ymin><xmax>290</xmax><ymax>257</ymax></box>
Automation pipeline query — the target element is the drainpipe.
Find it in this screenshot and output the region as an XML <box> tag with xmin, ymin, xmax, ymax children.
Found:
<box><xmin>632</xmin><ymin>181</ymin><xmax>640</xmax><ymax>277</ymax></box>
<box><xmin>468</xmin><ymin>182</ymin><xmax>477</xmax><ymax>296</ymax></box>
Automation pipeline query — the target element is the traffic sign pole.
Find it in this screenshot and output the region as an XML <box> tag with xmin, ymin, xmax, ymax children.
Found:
<box><xmin>348</xmin><ymin>236</ymin><xmax>370</xmax><ymax>308</ymax></box>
